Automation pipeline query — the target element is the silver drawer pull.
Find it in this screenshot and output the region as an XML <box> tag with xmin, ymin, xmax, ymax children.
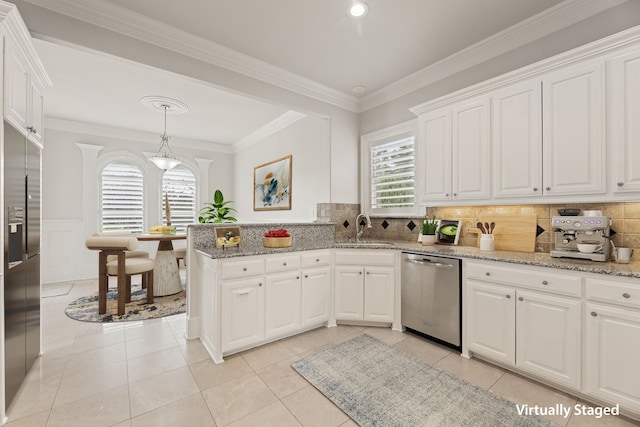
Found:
<box><xmin>316</xmin><ymin>258</ymin><xmax>320</xmax><ymax>262</ymax></box>
<box><xmin>243</xmin><ymin>267</ymin><xmax>247</xmax><ymax>271</ymax></box>
<box><xmin>506</xmin><ymin>295</ymin><xmax>511</xmax><ymax>299</ymax></box>
<box><xmin>591</xmin><ymin>312</ymin><xmax>598</xmax><ymax>317</ymax></box>
<box><xmin>542</xmin><ymin>280</ymin><xmax>548</xmax><ymax>285</ymax></box>
<box><xmin>518</xmin><ymin>297</ymin><xmax>524</xmax><ymax>301</ymax></box>
<box><xmin>283</xmin><ymin>262</ymin><xmax>287</xmax><ymax>266</ymax></box>
<box><xmin>623</xmin><ymin>293</ymin><xmax>631</xmax><ymax>299</ymax></box>
<box><xmin>485</xmin><ymin>272</ymin><xmax>491</xmax><ymax>276</ymax></box>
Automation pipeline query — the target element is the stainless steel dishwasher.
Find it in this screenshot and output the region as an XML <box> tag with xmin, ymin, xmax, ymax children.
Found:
<box><xmin>401</xmin><ymin>252</ymin><xmax>461</xmax><ymax>349</ymax></box>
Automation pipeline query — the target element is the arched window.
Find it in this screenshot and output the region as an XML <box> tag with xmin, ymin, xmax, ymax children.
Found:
<box><xmin>162</xmin><ymin>165</ymin><xmax>197</xmax><ymax>232</ymax></box>
<box><xmin>101</xmin><ymin>160</ymin><xmax>144</xmax><ymax>232</ymax></box>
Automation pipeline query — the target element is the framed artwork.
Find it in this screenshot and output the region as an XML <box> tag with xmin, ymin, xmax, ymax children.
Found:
<box><xmin>254</xmin><ymin>155</ymin><xmax>292</xmax><ymax>211</ymax></box>
<box><xmin>214</xmin><ymin>226</ymin><xmax>241</xmax><ymax>248</ymax></box>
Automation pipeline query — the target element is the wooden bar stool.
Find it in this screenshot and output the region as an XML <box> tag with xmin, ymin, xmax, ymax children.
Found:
<box><xmin>86</xmin><ymin>236</ymin><xmax>155</xmax><ymax>316</ymax></box>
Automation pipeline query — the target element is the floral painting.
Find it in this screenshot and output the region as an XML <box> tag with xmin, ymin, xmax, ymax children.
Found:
<box><xmin>254</xmin><ymin>155</ymin><xmax>292</xmax><ymax>210</ymax></box>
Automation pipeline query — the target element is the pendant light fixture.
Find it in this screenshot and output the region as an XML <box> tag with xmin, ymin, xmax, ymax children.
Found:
<box><xmin>141</xmin><ymin>96</ymin><xmax>189</xmax><ymax>171</ymax></box>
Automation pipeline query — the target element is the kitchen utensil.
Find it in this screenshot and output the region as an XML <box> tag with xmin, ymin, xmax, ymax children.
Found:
<box><xmin>577</xmin><ymin>243</ymin><xmax>603</xmax><ymax>253</ymax></box>
<box><xmin>484</xmin><ymin>222</ymin><xmax>491</xmax><ymax>235</ymax></box>
<box><xmin>614</xmin><ymin>247</ymin><xmax>634</xmax><ymax>263</ymax></box>
<box><xmin>477</xmin><ymin>222</ymin><xmax>486</xmax><ymax>234</ymax></box>
<box><xmin>489</xmin><ymin>222</ymin><xmax>495</xmax><ymax>234</ymax></box>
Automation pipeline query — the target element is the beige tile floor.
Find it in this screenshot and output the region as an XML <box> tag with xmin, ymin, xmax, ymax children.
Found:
<box><xmin>5</xmin><ymin>279</ymin><xmax>639</xmax><ymax>427</ymax></box>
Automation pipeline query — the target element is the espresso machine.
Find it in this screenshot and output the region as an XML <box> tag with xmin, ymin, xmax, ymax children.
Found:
<box><xmin>550</xmin><ymin>215</ymin><xmax>611</xmax><ymax>262</ymax></box>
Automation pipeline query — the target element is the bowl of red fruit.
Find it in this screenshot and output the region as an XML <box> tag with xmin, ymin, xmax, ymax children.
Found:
<box><xmin>263</xmin><ymin>228</ymin><xmax>292</xmax><ymax>248</ymax></box>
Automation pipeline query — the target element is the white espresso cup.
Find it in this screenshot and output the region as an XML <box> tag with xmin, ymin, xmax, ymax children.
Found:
<box><xmin>614</xmin><ymin>247</ymin><xmax>634</xmax><ymax>264</ymax></box>
<box><xmin>577</xmin><ymin>243</ymin><xmax>603</xmax><ymax>253</ymax></box>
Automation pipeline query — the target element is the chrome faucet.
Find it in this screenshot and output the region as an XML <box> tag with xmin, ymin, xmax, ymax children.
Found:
<box><xmin>355</xmin><ymin>213</ymin><xmax>372</xmax><ymax>242</ymax></box>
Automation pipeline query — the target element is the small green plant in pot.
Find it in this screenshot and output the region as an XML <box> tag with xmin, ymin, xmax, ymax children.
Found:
<box><xmin>421</xmin><ymin>215</ymin><xmax>438</xmax><ymax>245</ymax></box>
<box><xmin>198</xmin><ymin>190</ymin><xmax>238</xmax><ymax>223</ymax></box>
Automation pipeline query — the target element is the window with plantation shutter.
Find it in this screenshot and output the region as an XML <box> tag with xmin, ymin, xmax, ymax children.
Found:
<box><xmin>101</xmin><ymin>161</ymin><xmax>144</xmax><ymax>232</ymax></box>
<box><xmin>162</xmin><ymin>165</ymin><xmax>197</xmax><ymax>232</ymax></box>
<box><xmin>361</xmin><ymin>120</ymin><xmax>418</xmax><ymax>216</ymax></box>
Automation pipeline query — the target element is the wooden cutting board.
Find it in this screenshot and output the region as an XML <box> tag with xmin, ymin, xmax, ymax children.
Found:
<box><xmin>468</xmin><ymin>214</ymin><xmax>537</xmax><ymax>253</ymax></box>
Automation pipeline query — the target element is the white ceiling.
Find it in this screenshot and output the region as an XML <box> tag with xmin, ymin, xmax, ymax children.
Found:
<box><xmin>25</xmin><ymin>0</ymin><xmax>624</xmax><ymax>147</ymax></box>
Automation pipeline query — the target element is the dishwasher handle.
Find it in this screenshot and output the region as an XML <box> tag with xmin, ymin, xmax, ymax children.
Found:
<box><xmin>404</xmin><ymin>258</ymin><xmax>453</xmax><ymax>268</ymax></box>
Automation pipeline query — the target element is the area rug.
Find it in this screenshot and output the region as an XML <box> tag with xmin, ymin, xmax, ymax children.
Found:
<box><xmin>292</xmin><ymin>334</ymin><xmax>556</xmax><ymax>427</ymax></box>
<box><xmin>42</xmin><ymin>283</ymin><xmax>73</xmax><ymax>298</ymax></box>
<box><xmin>65</xmin><ymin>284</ymin><xmax>185</xmax><ymax>323</ymax></box>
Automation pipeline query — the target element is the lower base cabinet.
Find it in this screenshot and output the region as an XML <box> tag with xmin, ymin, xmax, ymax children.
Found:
<box><xmin>221</xmin><ymin>277</ymin><xmax>265</xmax><ymax>351</ymax></box>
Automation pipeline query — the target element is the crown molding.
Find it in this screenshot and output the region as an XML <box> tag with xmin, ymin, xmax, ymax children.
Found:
<box><xmin>45</xmin><ymin>117</ymin><xmax>235</xmax><ymax>153</ymax></box>
<box><xmin>359</xmin><ymin>0</ymin><xmax>629</xmax><ymax>112</ymax></box>
<box><xmin>233</xmin><ymin>111</ymin><xmax>307</xmax><ymax>153</ymax></box>
<box><xmin>21</xmin><ymin>0</ymin><xmax>628</xmax><ymax>114</ymax></box>
<box><xmin>21</xmin><ymin>0</ymin><xmax>360</xmax><ymax>112</ymax></box>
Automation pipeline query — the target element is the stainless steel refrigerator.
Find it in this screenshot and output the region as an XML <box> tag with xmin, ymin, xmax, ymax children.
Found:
<box><xmin>3</xmin><ymin>122</ymin><xmax>40</xmax><ymax>407</ymax></box>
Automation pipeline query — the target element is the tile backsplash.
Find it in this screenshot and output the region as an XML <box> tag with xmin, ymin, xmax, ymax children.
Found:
<box><xmin>317</xmin><ymin>202</ymin><xmax>640</xmax><ymax>261</ymax></box>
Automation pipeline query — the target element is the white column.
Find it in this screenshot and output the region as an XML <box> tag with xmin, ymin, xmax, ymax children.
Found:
<box><xmin>76</xmin><ymin>143</ymin><xmax>104</xmax><ymax>238</ymax></box>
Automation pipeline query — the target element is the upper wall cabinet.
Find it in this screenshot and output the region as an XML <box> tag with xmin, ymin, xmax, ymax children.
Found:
<box><xmin>1</xmin><ymin>5</ymin><xmax>52</xmax><ymax>147</ymax></box>
<box><xmin>418</xmin><ymin>97</ymin><xmax>490</xmax><ymax>203</ymax></box>
<box><xmin>541</xmin><ymin>61</ymin><xmax>606</xmax><ymax>197</ymax></box>
<box><xmin>608</xmin><ymin>45</ymin><xmax>640</xmax><ymax>194</ymax></box>
<box><xmin>492</xmin><ymin>80</ymin><xmax>542</xmax><ymax>199</ymax></box>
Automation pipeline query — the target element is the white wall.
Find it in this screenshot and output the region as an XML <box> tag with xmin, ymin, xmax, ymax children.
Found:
<box><xmin>233</xmin><ymin>115</ymin><xmax>330</xmax><ymax>222</ymax></box>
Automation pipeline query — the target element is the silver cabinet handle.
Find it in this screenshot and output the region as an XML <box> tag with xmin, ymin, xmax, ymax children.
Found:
<box><xmin>542</xmin><ymin>280</ymin><xmax>548</xmax><ymax>285</ymax></box>
<box><xmin>518</xmin><ymin>296</ymin><xmax>524</xmax><ymax>301</ymax></box>
<box><xmin>533</xmin><ymin>187</ymin><xmax>538</xmax><ymax>192</ymax></box>
<box><xmin>296</xmin><ymin>276</ymin><xmax>300</xmax><ymax>280</ymax></box>
<box><xmin>506</xmin><ymin>295</ymin><xmax>511</xmax><ymax>299</ymax></box>
<box><xmin>545</xmin><ymin>186</ymin><xmax>551</xmax><ymax>191</ymax></box>
<box><xmin>316</xmin><ymin>259</ymin><xmax>320</xmax><ymax>262</ymax></box>
<box><xmin>304</xmin><ymin>274</ymin><xmax>308</xmax><ymax>278</ymax></box>
<box><xmin>453</xmin><ymin>193</ymin><xmax>457</xmax><ymax>197</ymax></box>
<box><xmin>283</xmin><ymin>262</ymin><xmax>287</xmax><ymax>266</ymax></box>
<box><xmin>359</xmin><ymin>271</ymin><xmax>363</xmax><ymax>275</ymax></box>
<box><xmin>617</xmin><ymin>182</ymin><xmax>624</xmax><ymax>187</ymax></box>
<box><xmin>591</xmin><ymin>312</ymin><xmax>597</xmax><ymax>317</ymax></box>
<box><xmin>623</xmin><ymin>293</ymin><xmax>631</xmax><ymax>299</ymax></box>
<box><xmin>366</xmin><ymin>271</ymin><xmax>370</xmax><ymax>275</ymax></box>
<box><xmin>259</xmin><ymin>283</ymin><xmax>262</xmax><ymax>287</ymax></box>
<box><xmin>243</xmin><ymin>267</ymin><xmax>247</xmax><ymax>271</ymax></box>
<box><xmin>485</xmin><ymin>272</ymin><xmax>491</xmax><ymax>276</ymax></box>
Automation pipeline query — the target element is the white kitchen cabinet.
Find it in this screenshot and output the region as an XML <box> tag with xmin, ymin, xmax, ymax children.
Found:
<box><xmin>417</xmin><ymin>97</ymin><xmax>490</xmax><ymax>204</ymax></box>
<box><xmin>221</xmin><ymin>277</ymin><xmax>265</xmax><ymax>351</ymax></box>
<box><xmin>265</xmin><ymin>270</ymin><xmax>301</xmax><ymax>339</ymax></box>
<box><xmin>541</xmin><ymin>60</ymin><xmax>605</xmax><ymax>196</ymax></box>
<box><xmin>608</xmin><ymin>45</ymin><xmax>640</xmax><ymax>194</ymax></box>
<box><xmin>491</xmin><ymin>80</ymin><xmax>543</xmax><ymax>198</ymax></box>
<box><xmin>4</xmin><ymin>36</ymin><xmax>46</xmax><ymax>146</ymax></box>
<box><xmin>464</xmin><ymin>261</ymin><xmax>581</xmax><ymax>389</ymax></box>
<box><xmin>465</xmin><ymin>280</ymin><xmax>515</xmax><ymax>366</ymax></box>
<box><xmin>334</xmin><ymin>265</ymin><xmax>394</xmax><ymax>323</ymax></box>
<box><xmin>585</xmin><ymin>277</ymin><xmax>640</xmax><ymax>413</ymax></box>
<box><xmin>515</xmin><ymin>289</ymin><xmax>581</xmax><ymax>388</ymax></box>
<box><xmin>301</xmin><ymin>265</ymin><xmax>331</xmax><ymax>328</ymax></box>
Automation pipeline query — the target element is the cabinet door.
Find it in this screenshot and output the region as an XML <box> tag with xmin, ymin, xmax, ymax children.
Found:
<box><xmin>29</xmin><ymin>79</ymin><xmax>45</xmax><ymax>145</ymax></box>
<box><xmin>418</xmin><ymin>106</ymin><xmax>452</xmax><ymax>202</ymax></box>
<box><xmin>586</xmin><ymin>303</ymin><xmax>640</xmax><ymax>412</ymax></box>
<box><xmin>492</xmin><ymin>80</ymin><xmax>543</xmax><ymax>198</ymax></box>
<box><xmin>301</xmin><ymin>266</ymin><xmax>331</xmax><ymax>328</ymax></box>
<box><xmin>363</xmin><ymin>266</ymin><xmax>394</xmax><ymax>323</ymax></box>
<box><xmin>516</xmin><ymin>290</ymin><xmax>581</xmax><ymax>389</ymax></box>
<box><xmin>608</xmin><ymin>46</ymin><xmax>640</xmax><ymax>193</ymax></box>
<box><xmin>4</xmin><ymin>42</ymin><xmax>30</xmax><ymax>133</ymax></box>
<box><xmin>465</xmin><ymin>280</ymin><xmax>515</xmax><ymax>365</ymax></box>
<box><xmin>334</xmin><ymin>266</ymin><xmax>364</xmax><ymax>321</ymax></box>
<box><xmin>452</xmin><ymin>97</ymin><xmax>490</xmax><ymax>200</ymax></box>
<box><xmin>221</xmin><ymin>278</ymin><xmax>265</xmax><ymax>351</ymax></box>
<box><xmin>542</xmin><ymin>61</ymin><xmax>605</xmax><ymax>196</ymax></box>
<box><xmin>265</xmin><ymin>271</ymin><xmax>301</xmax><ymax>339</ymax></box>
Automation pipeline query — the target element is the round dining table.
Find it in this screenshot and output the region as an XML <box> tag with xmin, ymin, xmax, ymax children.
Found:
<box><xmin>136</xmin><ymin>233</ymin><xmax>186</xmax><ymax>296</ymax></box>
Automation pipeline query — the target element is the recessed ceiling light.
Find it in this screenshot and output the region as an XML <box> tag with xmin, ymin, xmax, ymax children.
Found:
<box><xmin>352</xmin><ymin>86</ymin><xmax>366</xmax><ymax>94</ymax></box>
<box><xmin>349</xmin><ymin>1</ymin><xmax>368</xmax><ymax>18</ymax></box>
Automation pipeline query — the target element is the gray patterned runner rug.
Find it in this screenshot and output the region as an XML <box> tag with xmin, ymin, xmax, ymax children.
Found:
<box><xmin>292</xmin><ymin>334</ymin><xmax>556</xmax><ymax>427</ymax></box>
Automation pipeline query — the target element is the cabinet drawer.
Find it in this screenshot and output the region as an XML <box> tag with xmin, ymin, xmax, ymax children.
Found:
<box><xmin>221</xmin><ymin>258</ymin><xmax>265</xmax><ymax>280</ymax></box>
<box><xmin>266</xmin><ymin>254</ymin><xmax>301</xmax><ymax>273</ymax></box>
<box><xmin>334</xmin><ymin>250</ymin><xmax>395</xmax><ymax>266</ymax></box>
<box><xmin>301</xmin><ymin>251</ymin><xmax>331</xmax><ymax>268</ymax></box>
<box><xmin>466</xmin><ymin>262</ymin><xmax>581</xmax><ymax>297</ymax></box>
<box><xmin>586</xmin><ymin>278</ymin><xmax>640</xmax><ymax>309</ymax></box>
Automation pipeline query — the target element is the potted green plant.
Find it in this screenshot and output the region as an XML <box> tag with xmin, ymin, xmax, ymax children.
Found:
<box><xmin>420</xmin><ymin>215</ymin><xmax>438</xmax><ymax>246</ymax></box>
<box><xmin>198</xmin><ymin>190</ymin><xmax>238</xmax><ymax>223</ymax></box>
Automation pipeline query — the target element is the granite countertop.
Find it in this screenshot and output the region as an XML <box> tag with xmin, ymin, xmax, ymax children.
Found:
<box><xmin>194</xmin><ymin>238</ymin><xmax>640</xmax><ymax>279</ymax></box>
